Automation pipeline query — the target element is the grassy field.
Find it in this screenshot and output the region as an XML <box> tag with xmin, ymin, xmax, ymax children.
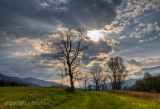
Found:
<box><xmin>0</xmin><ymin>87</ymin><xmax>160</xmax><ymax>109</ymax></box>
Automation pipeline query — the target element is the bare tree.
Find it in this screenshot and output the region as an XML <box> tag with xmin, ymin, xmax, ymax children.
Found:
<box><xmin>52</xmin><ymin>28</ymin><xmax>90</xmax><ymax>92</ymax></box>
<box><xmin>57</xmin><ymin>67</ymin><xmax>66</xmax><ymax>88</ymax></box>
<box><xmin>101</xmin><ymin>75</ymin><xmax>108</xmax><ymax>91</ymax></box>
<box><xmin>82</xmin><ymin>74</ymin><xmax>89</xmax><ymax>91</ymax></box>
<box><xmin>107</xmin><ymin>56</ymin><xmax>128</xmax><ymax>90</ymax></box>
<box><xmin>91</xmin><ymin>66</ymin><xmax>103</xmax><ymax>91</ymax></box>
<box><xmin>87</xmin><ymin>84</ymin><xmax>92</xmax><ymax>91</ymax></box>
<box><xmin>72</xmin><ymin>61</ymin><xmax>86</xmax><ymax>83</ymax></box>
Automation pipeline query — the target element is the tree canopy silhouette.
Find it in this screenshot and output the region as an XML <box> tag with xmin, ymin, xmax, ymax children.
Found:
<box><xmin>52</xmin><ymin>28</ymin><xmax>90</xmax><ymax>92</ymax></box>
<box><xmin>107</xmin><ymin>56</ymin><xmax>128</xmax><ymax>89</ymax></box>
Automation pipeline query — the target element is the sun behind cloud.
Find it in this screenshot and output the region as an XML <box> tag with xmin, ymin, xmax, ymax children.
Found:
<box><xmin>87</xmin><ymin>30</ymin><xmax>108</xmax><ymax>41</ymax></box>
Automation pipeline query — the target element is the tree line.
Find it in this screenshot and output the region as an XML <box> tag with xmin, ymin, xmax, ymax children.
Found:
<box><xmin>0</xmin><ymin>80</ymin><xmax>28</xmax><ymax>87</ymax></box>
<box><xmin>124</xmin><ymin>72</ymin><xmax>160</xmax><ymax>93</ymax></box>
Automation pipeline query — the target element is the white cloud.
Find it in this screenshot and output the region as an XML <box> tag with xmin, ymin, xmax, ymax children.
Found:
<box><xmin>40</xmin><ymin>2</ymin><xmax>49</xmax><ymax>8</ymax></box>
<box><xmin>139</xmin><ymin>40</ymin><xmax>144</xmax><ymax>43</ymax></box>
<box><xmin>155</xmin><ymin>25</ymin><xmax>160</xmax><ymax>31</ymax></box>
<box><xmin>119</xmin><ymin>36</ymin><xmax>126</xmax><ymax>39</ymax></box>
<box><xmin>105</xmin><ymin>25</ymin><xmax>124</xmax><ymax>33</ymax></box>
<box><xmin>110</xmin><ymin>0</ymin><xmax>160</xmax><ymax>38</ymax></box>
<box><xmin>129</xmin><ymin>23</ymin><xmax>157</xmax><ymax>38</ymax></box>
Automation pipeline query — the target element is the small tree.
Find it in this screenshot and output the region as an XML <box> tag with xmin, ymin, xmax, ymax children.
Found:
<box><xmin>82</xmin><ymin>74</ymin><xmax>89</xmax><ymax>91</ymax></box>
<box><xmin>91</xmin><ymin>66</ymin><xmax>103</xmax><ymax>91</ymax></box>
<box><xmin>87</xmin><ymin>84</ymin><xmax>92</xmax><ymax>91</ymax></box>
<box><xmin>101</xmin><ymin>75</ymin><xmax>108</xmax><ymax>91</ymax></box>
<box><xmin>57</xmin><ymin>67</ymin><xmax>66</xmax><ymax>88</ymax></box>
<box><xmin>107</xmin><ymin>56</ymin><xmax>128</xmax><ymax>90</ymax></box>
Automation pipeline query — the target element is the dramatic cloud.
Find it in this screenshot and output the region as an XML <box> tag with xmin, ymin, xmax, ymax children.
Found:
<box><xmin>0</xmin><ymin>0</ymin><xmax>123</xmax><ymax>39</ymax></box>
<box><xmin>83</xmin><ymin>39</ymin><xmax>115</xmax><ymax>67</ymax></box>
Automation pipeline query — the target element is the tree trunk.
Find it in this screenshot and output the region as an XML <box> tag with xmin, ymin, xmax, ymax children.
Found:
<box><xmin>102</xmin><ymin>85</ymin><xmax>105</xmax><ymax>91</ymax></box>
<box><xmin>69</xmin><ymin>65</ymin><xmax>74</xmax><ymax>92</ymax></box>
<box><xmin>112</xmin><ymin>82</ymin><xmax>117</xmax><ymax>90</ymax></box>
<box><xmin>96</xmin><ymin>83</ymin><xmax>98</xmax><ymax>91</ymax></box>
<box><xmin>70</xmin><ymin>77</ymin><xmax>74</xmax><ymax>92</ymax></box>
<box><xmin>117</xmin><ymin>82</ymin><xmax>121</xmax><ymax>90</ymax></box>
<box><xmin>85</xmin><ymin>82</ymin><xmax>86</xmax><ymax>91</ymax></box>
<box><xmin>98</xmin><ymin>85</ymin><xmax>100</xmax><ymax>91</ymax></box>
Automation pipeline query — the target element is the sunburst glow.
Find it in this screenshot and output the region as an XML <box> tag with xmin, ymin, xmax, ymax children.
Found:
<box><xmin>87</xmin><ymin>30</ymin><xmax>107</xmax><ymax>41</ymax></box>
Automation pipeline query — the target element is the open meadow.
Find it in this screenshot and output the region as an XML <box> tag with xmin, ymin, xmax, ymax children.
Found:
<box><xmin>0</xmin><ymin>87</ymin><xmax>160</xmax><ymax>109</ymax></box>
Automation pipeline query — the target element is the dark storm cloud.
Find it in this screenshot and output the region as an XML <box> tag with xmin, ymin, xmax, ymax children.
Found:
<box><xmin>0</xmin><ymin>0</ymin><xmax>123</xmax><ymax>38</ymax></box>
<box><xmin>84</xmin><ymin>39</ymin><xmax>112</xmax><ymax>56</ymax></box>
<box><xmin>57</xmin><ymin>0</ymin><xmax>123</xmax><ymax>29</ymax></box>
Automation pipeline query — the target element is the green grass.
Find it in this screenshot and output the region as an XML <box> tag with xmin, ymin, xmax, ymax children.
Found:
<box><xmin>0</xmin><ymin>87</ymin><xmax>160</xmax><ymax>109</ymax></box>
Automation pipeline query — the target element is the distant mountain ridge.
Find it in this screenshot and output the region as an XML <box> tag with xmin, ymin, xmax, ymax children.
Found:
<box><xmin>0</xmin><ymin>73</ymin><xmax>140</xmax><ymax>88</ymax></box>
<box><xmin>105</xmin><ymin>78</ymin><xmax>141</xmax><ymax>89</ymax></box>
<box><xmin>0</xmin><ymin>73</ymin><xmax>61</xmax><ymax>87</ymax></box>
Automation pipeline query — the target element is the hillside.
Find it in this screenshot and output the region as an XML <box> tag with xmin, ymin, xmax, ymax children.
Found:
<box><xmin>0</xmin><ymin>87</ymin><xmax>160</xmax><ymax>109</ymax></box>
<box><xmin>0</xmin><ymin>73</ymin><xmax>61</xmax><ymax>87</ymax></box>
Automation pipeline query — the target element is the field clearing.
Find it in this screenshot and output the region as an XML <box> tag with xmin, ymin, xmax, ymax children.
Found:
<box><xmin>0</xmin><ymin>87</ymin><xmax>160</xmax><ymax>109</ymax></box>
<box><xmin>107</xmin><ymin>90</ymin><xmax>160</xmax><ymax>103</ymax></box>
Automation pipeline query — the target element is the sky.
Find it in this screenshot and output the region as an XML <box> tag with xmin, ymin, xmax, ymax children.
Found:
<box><xmin>0</xmin><ymin>0</ymin><xmax>160</xmax><ymax>84</ymax></box>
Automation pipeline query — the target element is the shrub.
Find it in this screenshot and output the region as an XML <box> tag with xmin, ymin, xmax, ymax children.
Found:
<box><xmin>151</xmin><ymin>90</ymin><xmax>157</xmax><ymax>93</ymax></box>
<box><xmin>64</xmin><ymin>87</ymin><xmax>72</xmax><ymax>92</ymax></box>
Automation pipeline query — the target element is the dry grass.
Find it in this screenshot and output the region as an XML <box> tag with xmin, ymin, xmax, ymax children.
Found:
<box><xmin>106</xmin><ymin>90</ymin><xmax>160</xmax><ymax>103</ymax></box>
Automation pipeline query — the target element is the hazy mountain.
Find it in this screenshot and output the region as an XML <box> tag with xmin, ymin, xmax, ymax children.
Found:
<box><xmin>0</xmin><ymin>73</ymin><xmax>61</xmax><ymax>87</ymax></box>
<box><xmin>105</xmin><ymin>78</ymin><xmax>140</xmax><ymax>89</ymax></box>
<box><xmin>123</xmin><ymin>79</ymin><xmax>138</xmax><ymax>87</ymax></box>
<box><xmin>0</xmin><ymin>73</ymin><xmax>38</xmax><ymax>86</ymax></box>
<box><xmin>22</xmin><ymin>77</ymin><xmax>61</xmax><ymax>87</ymax></box>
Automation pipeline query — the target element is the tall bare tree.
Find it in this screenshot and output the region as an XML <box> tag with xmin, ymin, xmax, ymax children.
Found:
<box><xmin>52</xmin><ymin>28</ymin><xmax>90</xmax><ymax>92</ymax></box>
<box><xmin>107</xmin><ymin>56</ymin><xmax>128</xmax><ymax>90</ymax></box>
<box><xmin>91</xmin><ymin>66</ymin><xmax>103</xmax><ymax>91</ymax></box>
